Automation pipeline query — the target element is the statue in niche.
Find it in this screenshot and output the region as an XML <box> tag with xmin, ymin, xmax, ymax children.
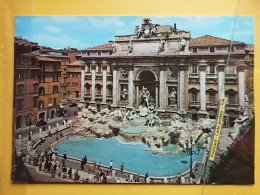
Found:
<box><xmin>140</xmin><ymin>88</ymin><xmax>151</xmax><ymax>108</ymax></box>
<box><xmin>158</xmin><ymin>39</ymin><xmax>165</xmax><ymax>52</ymax></box>
<box><xmin>179</xmin><ymin>38</ymin><xmax>187</xmax><ymax>51</ymax></box>
<box><xmin>128</xmin><ymin>40</ymin><xmax>133</xmax><ymax>53</ymax></box>
<box><xmin>112</xmin><ymin>43</ymin><xmax>116</xmax><ymax>54</ymax></box>
<box><xmin>168</xmin><ymin>88</ymin><xmax>177</xmax><ymax>106</ymax></box>
<box><xmin>121</xmin><ymin>86</ymin><xmax>128</xmax><ymax>101</ymax></box>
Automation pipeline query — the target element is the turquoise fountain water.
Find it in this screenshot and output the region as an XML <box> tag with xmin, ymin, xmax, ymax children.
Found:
<box><xmin>54</xmin><ymin>136</ymin><xmax>205</xmax><ymax>177</ymax></box>
<box><xmin>121</xmin><ymin>127</ymin><xmax>144</xmax><ymax>133</ymax></box>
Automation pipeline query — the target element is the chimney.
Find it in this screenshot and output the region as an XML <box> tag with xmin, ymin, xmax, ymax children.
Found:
<box><xmin>174</xmin><ymin>23</ymin><xmax>177</xmax><ymax>31</ymax></box>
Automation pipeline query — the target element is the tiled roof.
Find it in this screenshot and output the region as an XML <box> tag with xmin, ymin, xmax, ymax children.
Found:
<box><xmin>70</xmin><ymin>60</ymin><xmax>81</xmax><ymax>65</ymax></box>
<box><xmin>35</xmin><ymin>56</ymin><xmax>60</xmax><ymax>62</ymax></box>
<box><xmin>190</xmin><ymin>35</ymin><xmax>244</xmax><ymax>46</ymax></box>
<box><xmin>15</xmin><ymin>37</ymin><xmax>38</xmax><ymax>46</ymax></box>
<box><xmin>83</xmin><ymin>42</ymin><xmax>112</xmax><ymax>50</ymax></box>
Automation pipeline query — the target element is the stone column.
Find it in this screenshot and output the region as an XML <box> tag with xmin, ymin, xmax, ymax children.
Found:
<box><xmin>80</xmin><ymin>61</ymin><xmax>85</xmax><ymax>102</ymax></box>
<box><xmin>127</xmin><ymin>66</ymin><xmax>134</xmax><ymax>108</ymax></box>
<box><xmin>134</xmin><ymin>81</ymin><xmax>140</xmax><ymax>106</ymax></box>
<box><xmin>217</xmin><ymin>65</ymin><xmax>225</xmax><ymax>100</ymax></box>
<box><xmin>136</xmin><ymin>85</ymin><xmax>139</xmax><ymax>105</ymax></box>
<box><xmin>90</xmin><ymin>61</ymin><xmax>96</xmax><ymax>104</ymax></box>
<box><xmin>111</xmin><ymin>63</ymin><xmax>118</xmax><ymax>107</ymax></box>
<box><xmin>155</xmin><ymin>82</ymin><xmax>159</xmax><ymax>108</ymax></box>
<box><xmin>159</xmin><ymin>65</ymin><xmax>167</xmax><ymax>109</ymax></box>
<box><xmin>199</xmin><ymin>65</ymin><xmax>207</xmax><ymax>111</ymax></box>
<box><xmin>178</xmin><ymin>65</ymin><xmax>186</xmax><ymax>109</ymax></box>
<box><xmin>101</xmin><ymin>61</ymin><xmax>107</xmax><ymax>105</ymax></box>
<box><xmin>237</xmin><ymin>65</ymin><xmax>245</xmax><ymax>108</ymax></box>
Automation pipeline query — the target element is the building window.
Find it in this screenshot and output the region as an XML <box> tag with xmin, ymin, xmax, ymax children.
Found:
<box><xmin>39</xmin><ymin>75</ymin><xmax>45</xmax><ymax>83</ymax></box>
<box><xmin>40</xmin><ymin>62</ymin><xmax>44</xmax><ymax>71</ymax></box>
<box><xmin>33</xmin><ymin>97</ymin><xmax>38</xmax><ymax>107</ymax></box>
<box><xmin>53</xmin><ymin>98</ymin><xmax>57</xmax><ymax>106</ymax></box>
<box><xmin>98</xmin><ymin>52</ymin><xmax>101</xmax><ymax>56</ymax></box>
<box><xmin>75</xmin><ymin>82</ymin><xmax>78</xmax><ymax>87</ymax></box>
<box><xmin>210</xmin><ymin>47</ymin><xmax>215</xmax><ymax>52</ymax></box>
<box><xmin>193</xmin><ymin>48</ymin><xmax>197</xmax><ymax>53</ymax></box>
<box><xmin>98</xmin><ymin>65</ymin><xmax>102</xmax><ymax>73</ymax></box>
<box><xmin>87</xmin><ymin>52</ymin><xmax>90</xmax><ymax>56</ymax></box>
<box><xmin>33</xmin><ymin>73</ymin><xmax>38</xmax><ymax>79</ymax></box>
<box><xmin>39</xmin><ymin>87</ymin><xmax>45</xmax><ymax>95</ymax></box>
<box><xmin>17</xmin><ymin>99</ymin><xmax>24</xmax><ymax>111</ymax></box>
<box><xmin>228</xmin><ymin>94</ymin><xmax>236</xmax><ymax>104</ymax></box>
<box><xmin>96</xmin><ymin>84</ymin><xmax>102</xmax><ymax>95</ymax></box>
<box><xmin>53</xmin><ymin>86</ymin><xmax>58</xmax><ymax>93</ymax></box>
<box><xmin>85</xmin><ymin>84</ymin><xmax>91</xmax><ymax>94</ymax></box>
<box><xmin>72</xmin><ymin>82</ymin><xmax>74</xmax><ymax>86</ymax></box>
<box><xmin>17</xmin><ymin>84</ymin><xmax>24</xmax><ymax>94</ymax></box>
<box><xmin>107</xmin><ymin>85</ymin><xmax>113</xmax><ymax>96</ymax></box>
<box><xmin>209</xmin><ymin>94</ymin><xmax>215</xmax><ymax>103</ymax></box>
<box><xmin>53</xmin><ymin>74</ymin><xmax>58</xmax><ymax>82</ymax></box>
<box><xmin>33</xmin><ymin>83</ymin><xmax>39</xmax><ymax>92</ymax></box>
<box><xmin>192</xmin><ymin>64</ymin><xmax>197</xmax><ymax>73</ymax></box>
<box><xmin>68</xmin><ymin>82</ymin><xmax>70</xmax><ymax>86</ymax></box>
<box><xmin>209</xmin><ymin>64</ymin><xmax>215</xmax><ymax>74</ymax></box>
<box><xmin>192</xmin><ymin>93</ymin><xmax>197</xmax><ymax>102</ymax></box>
<box><xmin>18</xmin><ymin>73</ymin><xmax>24</xmax><ymax>79</ymax></box>
<box><xmin>39</xmin><ymin>101</ymin><xmax>44</xmax><ymax>109</ymax></box>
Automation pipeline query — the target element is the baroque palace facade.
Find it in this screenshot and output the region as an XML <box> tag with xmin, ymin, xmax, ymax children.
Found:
<box><xmin>78</xmin><ymin>18</ymin><xmax>254</xmax><ymax>127</ymax></box>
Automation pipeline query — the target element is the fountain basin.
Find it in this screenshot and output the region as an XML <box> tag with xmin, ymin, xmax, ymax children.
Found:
<box><xmin>54</xmin><ymin>136</ymin><xmax>205</xmax><ymax>177</ymax></box>
<box><xmin>121</xmin><ymin>127</ymin><xmax>144</xmax><ymax>134</ymax></box>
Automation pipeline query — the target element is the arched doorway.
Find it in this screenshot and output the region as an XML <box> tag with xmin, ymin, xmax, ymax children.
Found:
<box><xmin>49</xmin><ymin>108</ymin><xmax>56</xmax><ymax>119</ymax></box>
<box><xmin>16</xmin><ymin>115</ymin><xmax>22</xmax><ymax>129</ymax></box>
<box><xmin>138</xmin><ymin>70</ymin><xmax>156</xmax><ymax>98</ymax></box>
<box><xmin>39</xmin><ymin>112</ymin><xmax>45</xmax><ymax>120</ymax></box>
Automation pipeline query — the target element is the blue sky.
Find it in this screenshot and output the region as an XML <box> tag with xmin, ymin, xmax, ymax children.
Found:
<box><xmin>15</xmin><ymin>16</ymin><xmax>254</xmax><ymax>50</ymax></box>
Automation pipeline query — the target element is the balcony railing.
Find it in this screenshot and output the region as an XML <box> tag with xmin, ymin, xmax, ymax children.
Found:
<box><xmin>206</xmin><ymin>74</ymin><xmax>217</xmax><ymax>78</ymax></box>
<box><xmin>189</xmin><ymin>101</ymin><xmax>200</xmax><ymax>108</ymax></box>
<box><xmin>189</xmin><ymin>73</ymin><xmax>199</xmax><ymax>78</ymax></box>
<box><xmin>225</xmin><ymin>74</ymin><xmax>237</xmax><ymax>79</ymax></box>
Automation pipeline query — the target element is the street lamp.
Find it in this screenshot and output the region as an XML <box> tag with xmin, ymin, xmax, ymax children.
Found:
<box><xmin>186</xmin><ymin>136</ymin><xmax>200</xmax><ymax>176</ymax></box>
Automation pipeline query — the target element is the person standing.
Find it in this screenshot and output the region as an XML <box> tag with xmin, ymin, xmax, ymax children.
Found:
<box><xmin>63</xmin><ymin>151</ymin><xmax>67</xmax><ymax>160</ymax></box>
<box><xmin>120</xmin><ymin>162</ymin><xmax>124</xmax><ymax>174</ymax></box>
<box><xmin>83</xmin><ymin>156</ymin><xmax>87</xmax><ymax>165</ymax></box>
<box><xmin>68</xmin><ymin>167</ymin><xmax>72</xmax><ymax>179</ymax></box>
<box><xmin>109</xmin><ymin>160</ymin><xmax>113</xmax><ymax>171</ymax></box>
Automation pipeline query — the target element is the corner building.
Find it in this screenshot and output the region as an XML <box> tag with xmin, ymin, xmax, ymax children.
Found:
<box><xmin>79</xmin><ymin>18</ymin><xmax>254</xmax><ymax>127</ymax></box>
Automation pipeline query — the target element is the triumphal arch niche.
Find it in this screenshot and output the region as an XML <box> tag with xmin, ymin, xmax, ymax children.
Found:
<box><xmin>109</xmin><ymin>18</ymin><xmax>191</xmax><ymax>118</ymax></box>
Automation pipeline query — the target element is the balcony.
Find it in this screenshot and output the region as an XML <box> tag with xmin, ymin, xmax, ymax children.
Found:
<box><xmin>206</xmin><ymin>102</ymin><xmax>218</xmax><ymax>110</ymax></box>
<box><xmin>189</xmin><ymin>101</ymin><xmax>200</xmax><ymax>109</ymax></box>
<box><xmin>206</xmin><ymin>74</ymin><xmax>217</xmax><ymax>82</ymax></box>
<box><xmin>189</xmin><ymin>73</ymin><xmax>199</xmax><ymax>82</ymax></box>
<box><xmin>61</xmin><ymin>83</ymin><xmax>68</xmax><ymax>87</ymax></box>
<box><xmin>225</xmin><ymin>74</ymin><xmax>237</xmax><ymax>83</ymax></box>
<box><xmin>107</xmin><ymin>95</ymin><xmax>113</xmax><ymax>100</ymax></box>
<box><xmin>226</xmin><ymin>104</ymin><xmax>239</xmax><ymax>111</ymax></box>
<box><xmin>44</xmin><ymin>69</ymin><xmax>61</xmax><ymax>72</ymax></box>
